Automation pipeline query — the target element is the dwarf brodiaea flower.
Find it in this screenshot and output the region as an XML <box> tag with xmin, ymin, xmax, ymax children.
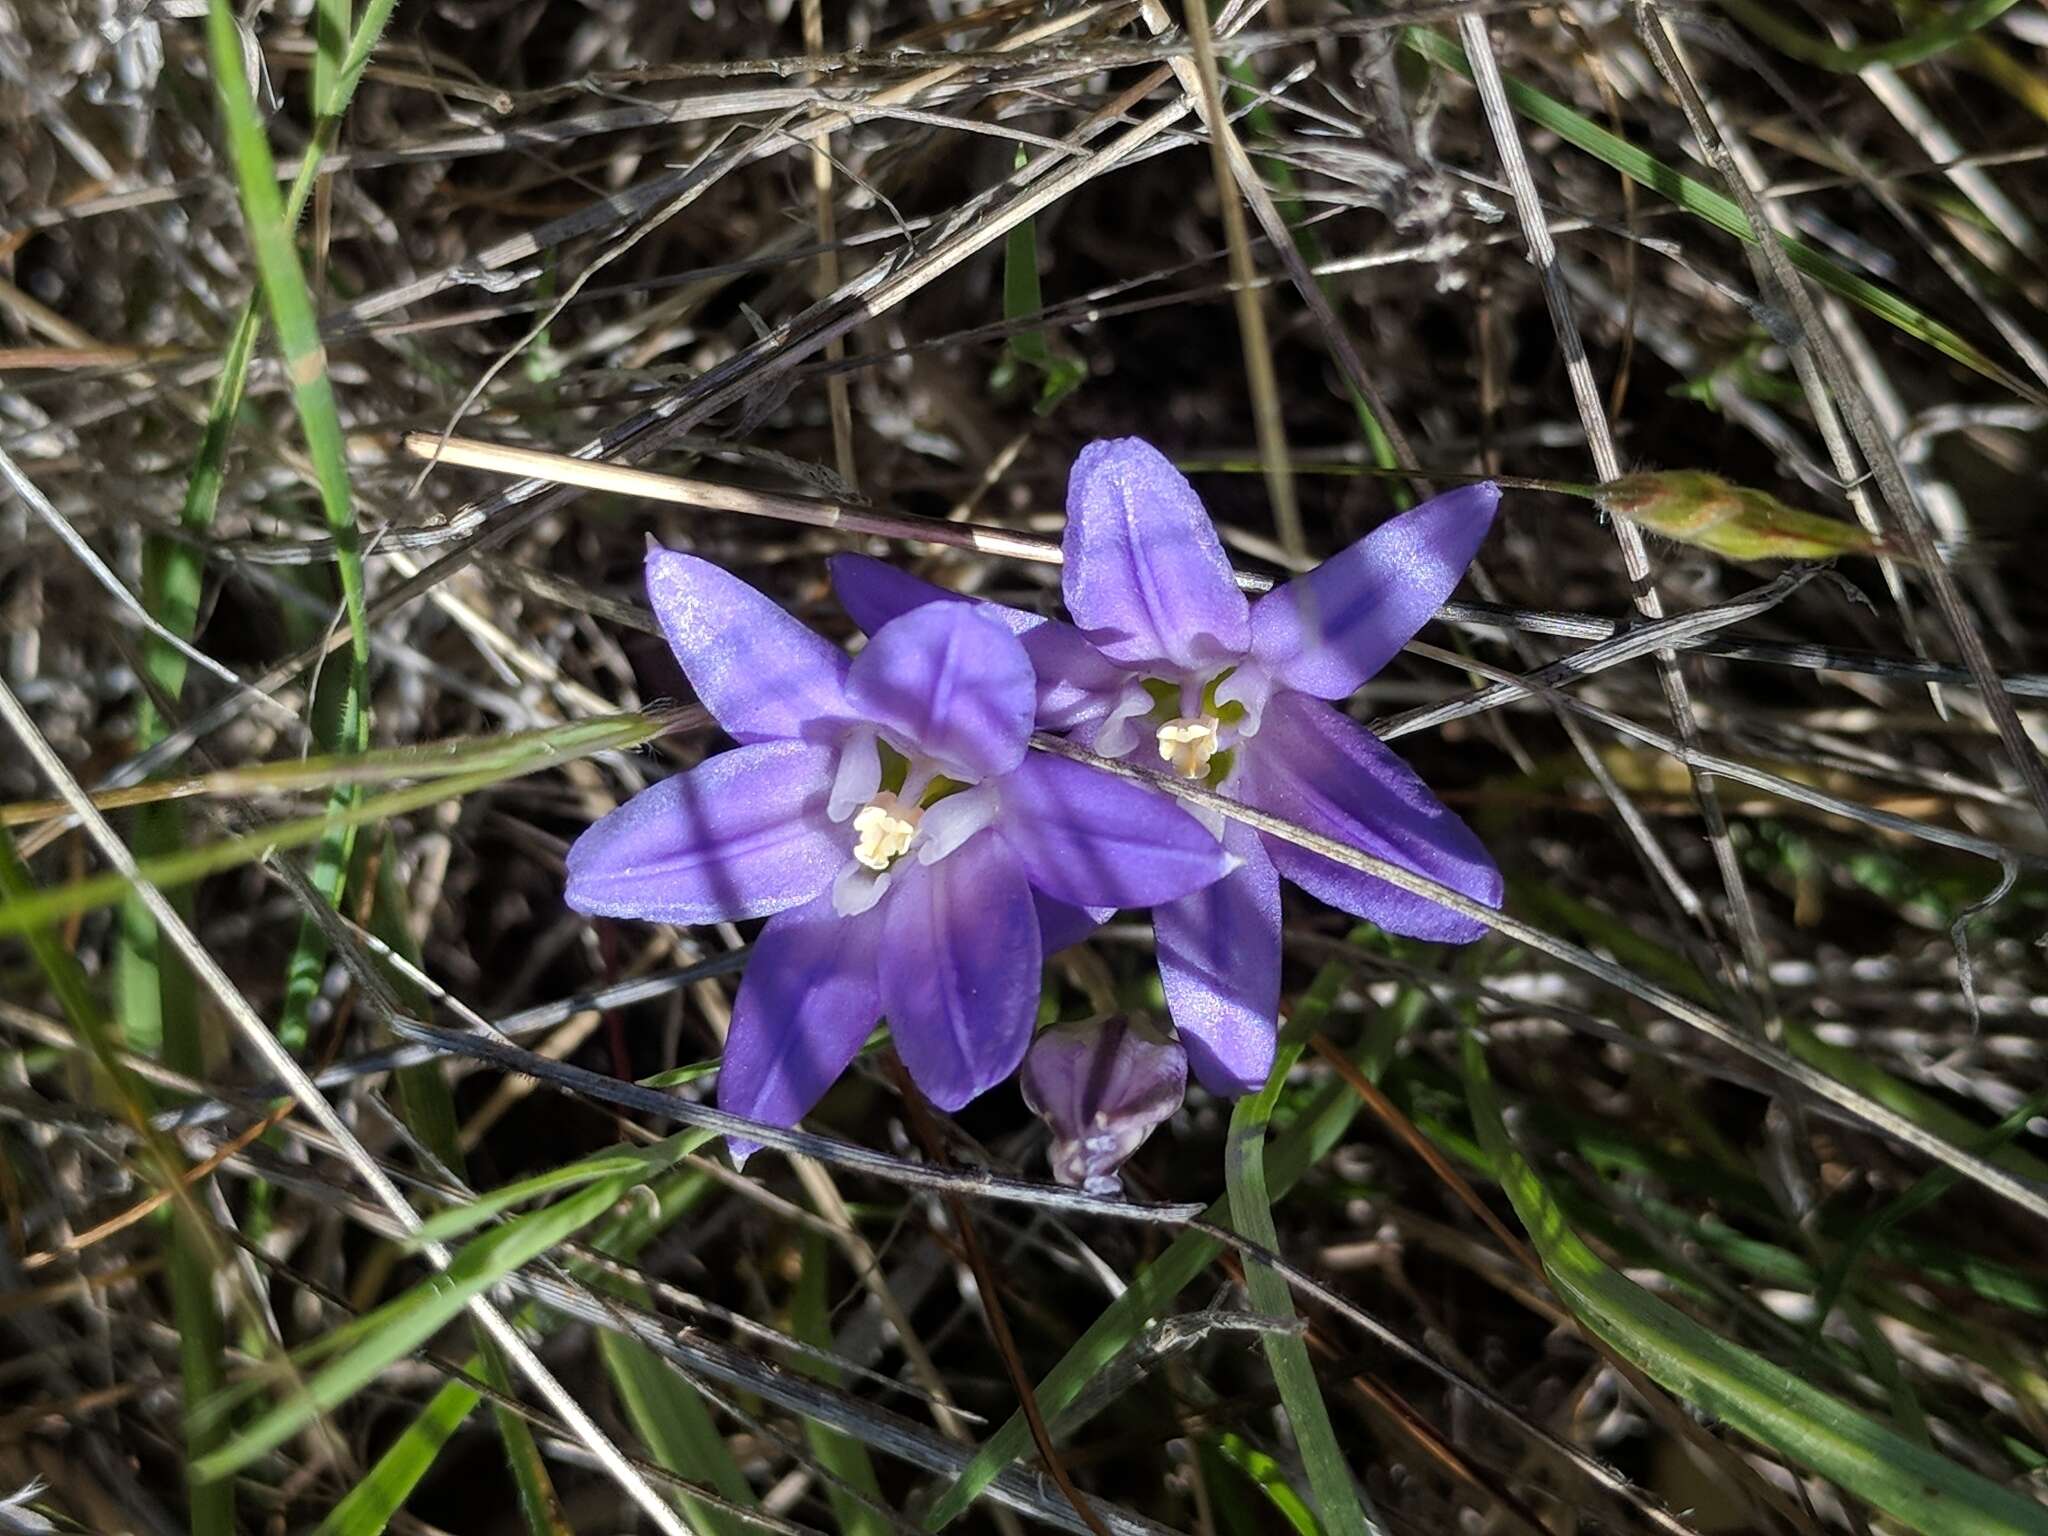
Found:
<box><xmin>564</xmin><ymin>547</ymin><xmax>1235</xmax><ymax>1152</ymax></box>
<box><xmin>833</xmin><ymin>438</ymin><xmax>1503</xmax><ymax>1098</ymax></box>
<box><xmin>1019</xmin><ymin>1014</ymin><xmax>1186</xmax><ymax>1195</ymax></box>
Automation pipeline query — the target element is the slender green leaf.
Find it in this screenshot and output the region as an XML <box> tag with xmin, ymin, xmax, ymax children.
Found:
<box><xmin>927</xmin><ymin>956</ymin><xmax>1412</xmax><ymax>1527</ymax></box>
<box><xmin>1461</xmin><ymin>1025</ymin><xmax>2048</xmax><ymax>1536</ymax></box>
<box><xmin>194</xmin><ymin>1143</ymin><xmax>696</xmax><ymax>1484</ymax></box>
<box><xmin>1402</xmin><ymin>26</ymin><xmax>2039</xmax><ymax>400</ymax></box>
<box><xmin>791</xmin><ymin>1229</ymin><xmax>890</xmax><ymax>1536</ymax></box>
<box><xmin>1226</xmin><ymin>1044</ymin><xmax>1378</xmax><ymax>1536</ymax></box>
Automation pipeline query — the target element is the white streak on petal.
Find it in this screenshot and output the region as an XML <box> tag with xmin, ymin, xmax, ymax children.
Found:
<box><xmin>915</xmin><ymin>784</ymin><xmax>1001</xmax><ymax>865</ymax></box>
<box><xmin>832</xmin><ymin>860</ymin><xmax>892</xmax><ymax>916</ymax></box>
<box><xmin>1214</xmin><ymin>664</ymin><xmax>1273</xmax><ymax>740</ymax></box>
<box><xmin>1184</xmin><ymin>798</ymin><xmax>1228</xmax><ymax>841</ymax></box>
<box><xmin>1091</xmin><ymin>681</ymin><xmax>1157</xmax><ymax>760</ymax></box>
<box><xmin>828</xmin><ymin>729</ymin><xmax>881</xmax><ymax>822</ymax></box>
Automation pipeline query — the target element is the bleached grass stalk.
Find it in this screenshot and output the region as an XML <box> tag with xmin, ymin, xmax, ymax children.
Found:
<box><xmin>0</xmin><ymin>675</ymin><xmax>697</xmax><ymax>1536</ymax></box>
<box><xmin>1457</xmin><ymin>12</ymin><xmax>1775</xmax><ymax>1005</ymax></box>
<box><xmin>1030</xmin><ymin>733</ymin><xmax>2048</xmax><ymax>1229</ymax></box>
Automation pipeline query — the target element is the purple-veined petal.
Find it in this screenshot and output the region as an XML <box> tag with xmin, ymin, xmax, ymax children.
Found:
<box><xmin>718</xmin><ymin>891</ymin><xmax>883</xmax><ymax>1164</ymax></box>
<box><xmin>1020</xmin><ymin>1016</ymin><xmax>1187</xmax><ymax>1194</ymax></box>
<box><xmin>878</xmin><ymin>833</ymin><xmax>1040</xmax><ymax>1111</ymax></box>
<box><xmin>1251</xmin><ymin>482</ymin><xmax>1499</xmax><ymax>699</ymax></box>
<box><xmin>1021</xmin><ymin>623</ymin><xmax>1135</xmax><ymax>731</ymax></box>
<box><xmin>1036</xmin><ymin>894</ymin><xmax>1111</xmax><ymax>955</ymax></box>
<box><xmin>844</xmin><ymin>603</ymin><xmax>1035</xmax><ymax>779</ymax></box>
<box><xmin>1154</xmin><ymin>820</ymin><xmax>1279</xmax><ymax>1096</ymax></box>
<box><xmin>1062</xmin><ymin>438</ymin><xmax>1250</xmax><ymax>671</ymax></box>
<box><xmin>646</xmin><ymin>547</ymin><xmax>850</xmax><ymax>743</ymax></box>
<box><xmin>565</xmin><ymin>741</ymin><xmax>840</xmax><ymax>924</ymax></box>
<box><xmin>832</xmin><ymin>553</ymin><xmax>1035</xmax><ymax>638</ymax></box>
<box><xmin>832</xmin><ymin>554</ymin><xmax>1126</xmax><ymax>730</ymax></box>
<box><xmin>994</xmin><ymin>752</ymin><xmax>1235</xmax><ymax>910</ymax></box>
<box><xmin>1251</xmin><ymin>691</ymin><xmax>1500</xmax><ymax>941</ymax></box>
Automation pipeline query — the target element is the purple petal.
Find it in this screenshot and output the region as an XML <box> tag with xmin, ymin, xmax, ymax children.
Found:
<box><xmin>1062</xmin><ymin>438</ymin><xmax>1250</xmax><ymax>672</ymax></box>
<box><xmin>1036</xmin><ymin>894</ymin><xmax>1111</xmax><ymax>956</ymax></box>
<box><xmin>1251</xmin><ymin>482</ymin><xmax>1499</xmax><ymax>699</ymax></box>
<box><xmin>1020</xmin><ymin>1016</ymin><xmax>1187</xmax><ymax>1194</ymax></box>
<box><xmin>879</xmin><ymin>834</ymin><xmax>1041</xmax><ymax>1111</ymax></box>
<box><xmin>565</xmin><ymin>741</ymin><xmax>839</xmax><ymax>924</ymax></box>
<box><xmin>1154</xmin><ymin>820</ymin><xmax>1279</xmax><ymax>1096</ymax></box>
<box><xmin>832</xmin><ymin>554</ymin><xmax>1126</xmax><ymax>731</ymax></box>
<box><xmin>718</xmin><ymin>892</ymin><xmax>883</xmax><ymax>1161</ymax></box>
<box><xmin>995</xmin><ymin>752</ymin><xmax>1234</xmax><ymax>910</ymax></box>
<box><xmin>844</xmin><ymin>604</ymin><xmax>1035</xmax><ymax>779</ymax></box>
<box><xmin>646</xmin><ymin>548</ymin><xmax>850</xmax><ymax>743</ymax></box>
<box><xmin>1250</xmin><ymin>692</ymin><xmax>1500</xmax><ymax>941</ymax></box>
<box><xmin>831</xmin><ymin>553</ymin><xmax>1034</xmax><ymax>638</ymax></box>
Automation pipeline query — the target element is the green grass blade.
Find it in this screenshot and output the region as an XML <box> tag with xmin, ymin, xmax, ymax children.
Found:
<box><xmin>1211</xmin><ymin>1433</ymin><xmax>1322</xmax><ymax>1536</ymax></box>
<box><xmin>599</xmin><ymin>1327</ymin><xmax>757</xmax><ymax>1536</ymax></box>
<box><xmin>583</xmin><ymin>1166</ymin><xmax>749</xmax><ymax>1536</ymax></box>
<box><xmin>1460</xmin><ymin>1025</ymin><xmax>2048</xmax><ymax>1536</ymax></box>
<box><xmin>308</xmin><ymin>1168</ymin><xmax>715</xmax><ymax>1536</ymax></box>
<box><xmin>791</xmin><ymin>1229</ymin><xmax>890</xmax><ymax>1536</ymax></box>
<box><xmin>1226</xmin><ymin>1043</ymin><xmax>1380</xmax><ymax>1536</ymax></box>
<box><xmin>194</xmin><ymin>1138</ymin><xmax>698</xmax><ymax>1484</ymax></box>
<box><xmin>204</xmin><ymin>0</ymin><xmax>371</xmax><ymax>680</ymax></box>
<box><xmin>310</xmin><ymin>1376</ymin><xmax>480</xmax><ymax>1536</ymax></box>
<box><xmin>1401</xmin><ymin>26</ymin><xmax>2038</xmax><ymax>400</ymax></box>
<box><xmin>995</xmin><ymin>149</ymin><xmax>1085</xmax><ymax>412</ymax></box>
<box><xmin>370</xmin><ymin>844</ymin><xmax>569</xmax><ymax>1536</ymax></box>
<box><xmin>5</xmin><ymin>830</ymin><xmax>236</xmax><ymax>1536</ymax></box>
<box><xmin>1717</xmin><ymin>0</ymin><xmax>2022</xmax><ymax>71</ymax></box>
<box><xmin>926</xmin><ymin>958</ymin><xmax>1410</xmax><ymax>1528</ymax></box>
<box><xmin>414</xmin><ymin>1133</ymin><xmax>708</xmax><ymax>1246</ymax></box>
<box><xmin>0</xmin><ymin>714</ymin><xmax>662</xmax><ymax>936</ymax></box>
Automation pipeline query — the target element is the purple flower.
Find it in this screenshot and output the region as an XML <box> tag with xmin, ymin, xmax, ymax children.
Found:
<box><xmin>833</xmin><ymin>438</ymin><xmax>1502</xmax><ymax>1097</ymax></box>
<box><xmin>1019</xmin><ymin>1014</ymin><xmax>1186</xmax><ymax>1195</ymax></box>
<box><xmin>564</xmin><ymin>547</ymin><xmax>1235</xmax><ymax>1152</ymax></box>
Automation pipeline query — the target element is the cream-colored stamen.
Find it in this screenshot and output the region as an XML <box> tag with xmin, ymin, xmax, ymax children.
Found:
<box><xmin>1156</xmin><ymin>715</ymin><xmax>1221</xmax><ymax>780</ymax></box>
<box><xmin>851</xmin><ymin>792</ymin><xmax>921</xmax><ymax>870</ymax></box>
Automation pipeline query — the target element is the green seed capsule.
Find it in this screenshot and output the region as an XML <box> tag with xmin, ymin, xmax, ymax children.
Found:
<box><xmin>1596</xmin><ymin>470</ymin><xmax>1906</xmax><ymax>564</ymax></box>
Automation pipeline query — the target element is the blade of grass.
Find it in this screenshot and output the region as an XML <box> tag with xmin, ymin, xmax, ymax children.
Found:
<box><xmin>1401</xmin><ymin>25</ymin><xmax>2040</xmax><ymax>400</ymax></box>
<box><xmin>310</xmin><ymin>1167</ymin><xmax>717</xmax><ymax>1536</ymax></box>
<box><xmin>1460</xmin><ymin>1023</ymin><xmax>2048</xmax><ymax>1536</ymax></box>
<box><xmin>926</xmin><ymin>958</ymin><xmax>1373</xmax><ymax>1528</ymax></box>
<box><xmin>2</xmin><ymin>711</ymin><xmax>683</xmax><ymax>828</ymax></box>
<box><xmin>5</xmin><ymin>829</ymin><xmax>243</xmax><ymax>1536</ymax></box>
<box><xmin>1226</xmin><ymin>1039</ymin><xmax>1382</xmax><ymax>1536</ymax></box>
<box><xmin>0</xmin><ymin>712</ymin><xmax>665</xmax><ymax>936</ymax></box>
<box><xmin>370</xmin><ymin>843</ymin><xmax>569</xmax><ymax>1536</ymax></box>
<box><xmin>599</xmin><ymin>1315</ymin><xmax>759</xmax><ymax>1536</ymax></box>
<box><xmin>993</xmin><ymin>148</ymin><xmax>1085</xmax><ymax>412</ymax></box>
<box><xmin>1210</xmin><ymin>1434</ymin><xmax>1321</xmax><ymax>1536</ymax></box>
<box><xmin>194</xmin><ymin>1131</ymin><xmax>706</xmax><ymax>1484</ymax></box>
<box><xmin>1717</xmin><ymin>0</ymin><xmax>2023</xmax><ymax>72</ymax></box>
<box><xmin>791</xmin><ymin>1228</ymin><xmax>890</xmax><ymax>1536</ymax></box>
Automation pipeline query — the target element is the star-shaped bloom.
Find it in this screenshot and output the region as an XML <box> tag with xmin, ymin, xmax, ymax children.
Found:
<box><xmin>834</xmin><ymin>438</ymin><xmax>1503</xmax><ymax>1097</ymax></box>
<box><xmin>565</xmin><ymin>547</ymin><xmax>1235</xmax><ymax>1151</ymax></box>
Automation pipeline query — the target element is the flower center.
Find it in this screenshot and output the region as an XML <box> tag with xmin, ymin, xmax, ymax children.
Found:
<box><xmin>1155</xmin><ymin>715</ymin><xmax>1222</xmax><ymax>780</ymax></box>
<box><xmin>851</xmin><ymin>791</ymin><xmax>921</xmax><ymax>871</ymax></box>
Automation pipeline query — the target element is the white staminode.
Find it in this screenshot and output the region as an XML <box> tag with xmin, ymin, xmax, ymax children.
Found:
<box><xmin>851</xmin><ymin>791</ymin><xmax>921</xmax><ymax>871</ymax></box>
<box><xmin>1156</xmin><ymin>715</ymin><xmax>1221</xmax><ymax>780</ymax></box>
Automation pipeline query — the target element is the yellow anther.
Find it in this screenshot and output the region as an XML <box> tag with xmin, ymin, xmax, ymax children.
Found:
<box><xmin>851</xmin><ymin>792</ymin><xmax>921</xmax><ymax>871</ymax></box>
<box><xmin>1155</xmin><ymin>715</ymin><xmax>1221</xmax><ymax>780</ymax></box>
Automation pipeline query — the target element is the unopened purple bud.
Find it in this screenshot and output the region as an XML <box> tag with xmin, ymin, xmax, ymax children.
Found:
<box><xmin>1019</xmin><ymin>1015</ymin><xmax>1187</xmax><ymax>1195</ymax></box>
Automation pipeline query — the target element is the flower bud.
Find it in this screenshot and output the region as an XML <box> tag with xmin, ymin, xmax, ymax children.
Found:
<box><xmin>1019</xmin><ymin>1015</ymin><xmax>1187</xmax><ymax>1195</ymax></box>
<box><xmin>1597</xmin><ymin>470</ymin><xmax>1901</xmax><ymax>563</ymax></box>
